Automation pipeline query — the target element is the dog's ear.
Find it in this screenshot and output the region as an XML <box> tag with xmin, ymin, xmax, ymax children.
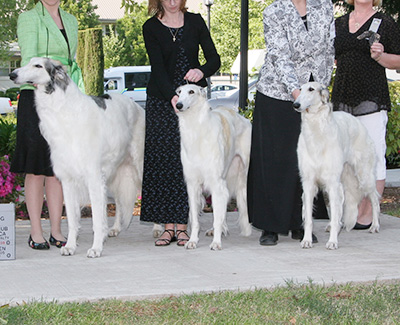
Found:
<box><xmin>199</xmin><ymin>86</ymin><xmax>207</xmax><ymax>98</ymax></box>
<box><xmin>320</xmin><ymin>87</ymin><xmax>330</xmax><ymax>104</ymax></box>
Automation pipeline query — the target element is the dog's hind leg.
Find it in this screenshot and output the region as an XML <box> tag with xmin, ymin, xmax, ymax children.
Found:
<box><xmin>325</xmin><ymin>182</ymin><xmax>344</xmax><ymax>249</ymax></box>
<box><xmin>60</xmin><ymin>182</ymin><xmax>81</xmax><ymax>256</ymax></box>
<box><xmin>341</xmin><ymin>166</ymin><xmax>359</xmax><ymax>231</ymax></box>
<box><xmin>368</xmin><ymin>189</ymin><xmax>380</xmax><ymax>233</ymax></box>
<box><xmin>209</xmin><ymin>180</ymin><xmax>230</xmax><ymax>250</ymax></box>
<box><xmin>87</xmin><ymin>178</ymin><xmax>108</xmax><ymax>258</ymax></box>
<box><xmin>108</xmin><ymin>163</ymin><xmax>137</xmax><ymax>237</ymax></box>
<box><xmin>300</xmin><ymin>180</ymin><xmax>318</xmax><ymax>249</ymax></box>
<box><xmin>234</xmin><ymin>160</ymin><xmax>252</xmax><ymax>237</ymax></box>
<box><xmin>186</xmin><ymin>182</ymin><xmax>203</xmax><ymax>249</ymax></box>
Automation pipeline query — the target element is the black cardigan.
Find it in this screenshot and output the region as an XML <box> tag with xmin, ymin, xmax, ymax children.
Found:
<box><xmin>143</xmin><ymin>12</ymin><xmax>221</xmax><ymax>101</ymax></box>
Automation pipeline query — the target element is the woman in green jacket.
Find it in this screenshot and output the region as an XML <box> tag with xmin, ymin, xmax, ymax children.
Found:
<box><xmin>11</xmin><ymin>0</ymin><xmax>83</xmax><ymax>250</ymax></box>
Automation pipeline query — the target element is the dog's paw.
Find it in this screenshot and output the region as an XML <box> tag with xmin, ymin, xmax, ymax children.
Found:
<box><xmin>152</xmin><ymin>224</ymin><xmax>163</xmax><ymax>238</ymax></box>
<box><xmin>369</xmin><ymin>224</ymin><xmax>380</xmax><ymax>233</ymax></box>
<box><xmin>210</xmin><ymin>241</ymin><xmax>222</xmax><ymax>250</ymax></box>
<box><xmin>326</xmin><ymin>241</ymin><xmax>338</xmax><ymax>250</ymax></box>
<box><xmin>108</xmin><ymin>228</ymin><xmax>120</xmax><ymax>237</ymax></box>
<box><xmin>205</xmin><ymin>228</ymin><xmax>214</xmax><ymax>237</ymax></box>
<box><xmin>301</xmin><ymin>240</ymin><xmax>313</xmax><ymax>249</ymax></box>
<box><xmin>87</xmin><ymin>248</ymin><xmax>102</xmax><ymax>258</ymax></box>
<box><xmin>60</xmin><ymin>246</ymin><xmax>76</xmax><ymax>256</ymax></box>
<box><xmin>185</xmin><ymin>241</ymin><xmax>198</xmax><ymax>249</ymax></box>
<box><xmin>240</xmin><ymin>224</ymin><xmax>252</xmax><ymax>237</ymax></box>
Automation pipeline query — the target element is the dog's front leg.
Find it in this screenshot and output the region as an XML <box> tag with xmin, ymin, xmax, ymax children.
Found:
<box><xmin>60</xmin><ymin>182</ymin><xmax>81</xmax><ymax>256</ymax></box>
<box><xmin>87</xmin><ymin>178</ymin><xmax>108</xmax><ymax>257</ymax></box>
<box><xmin>186</xmin><ymin>183</ymin><xmax>202</xmax><ymax>249</ymax></box>
<box><xmin>301</xmin><ymin>182</ymin><xmax>317</xmax><ymax>249</ymax></box>
<box><xmin>209</xmin><ymin>181</ymin><xmax>229</xmax><ymax>250</ymax></box>
<box><xmin>326</xmin><ymin>183</ymin><xmax>344</xmax><ymax>249</ymax></box>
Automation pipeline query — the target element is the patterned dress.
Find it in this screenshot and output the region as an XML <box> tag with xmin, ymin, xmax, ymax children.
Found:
<box><xmin>140</xmin><ymin>27</ymin><xmax>190</xmax><ymax>225</ymax></box>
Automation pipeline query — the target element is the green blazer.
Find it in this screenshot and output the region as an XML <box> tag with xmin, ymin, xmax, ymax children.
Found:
<box><xmin>17</xmin><ymin>1</ymin><xmax>79</xmax><ymax>90</ymax></box>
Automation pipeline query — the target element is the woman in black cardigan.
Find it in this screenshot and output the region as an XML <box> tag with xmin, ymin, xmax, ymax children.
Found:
<box><xmin>140</xmin><ymin>0</ymin><xmax>220</xmax><ymax>246</ymax></box>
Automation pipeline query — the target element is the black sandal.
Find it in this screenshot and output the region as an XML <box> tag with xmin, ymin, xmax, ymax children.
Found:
<box><xmin>176</xmin><ymin>229</ymin><xmax>190</xmax><ymax>247</ymax></box>
<box><xmin>155</xmin><ymin>229</ymin><xmax>176</xmax><ymax>246</ymax></box>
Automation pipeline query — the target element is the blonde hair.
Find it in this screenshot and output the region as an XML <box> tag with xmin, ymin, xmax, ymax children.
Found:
<box><xmin>346</xmin><ymin>0</ymin><xmax>382</xmax><ymax>6</ymax></box>
<box><xmin>148</xmin><ymin>0</ymin><xmax>187</xmax><ymax>18</ymax></box>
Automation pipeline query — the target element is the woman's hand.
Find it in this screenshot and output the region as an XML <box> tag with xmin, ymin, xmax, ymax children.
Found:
<box><xmin>171</xmin><ymin>95</ymin><xmax>179</xmax><ymax>113</ymax></box>
<box><xmin>184</xmin><ymin>68</ymin><xmax>204</xmax><ymax>83</ymax></box>
<box><xmin>292</xmin><ymin>89</ymin><xmax>301</xmax><ymax>101</ymax></box>
<box><xmin>370</xmin><ymin>41</ymin><xmax>384</xmax><ymax>62</ymax></box>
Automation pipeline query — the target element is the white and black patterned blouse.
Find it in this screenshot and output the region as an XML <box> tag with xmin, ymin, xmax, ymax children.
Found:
<box><xmin>256</xmin><ymin>0</ymin><xmax>335</xmax><ymax>101</ymax></box>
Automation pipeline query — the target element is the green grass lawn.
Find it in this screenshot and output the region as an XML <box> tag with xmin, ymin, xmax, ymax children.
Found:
<box><xmin>1</xmin><ymin>280</ymin><xmax>400</xmax><ymax>324</ymax></box>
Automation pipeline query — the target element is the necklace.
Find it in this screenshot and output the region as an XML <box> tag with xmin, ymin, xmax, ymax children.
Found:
<box><xmin>352</xmin><ymin>10</ymin><xmax>375</xmax><ymax>30</ymax></box>
<box><xmin>168</xmin><ymin>27</ymin><xmax>179</xmax><ymax>42</ymax></box>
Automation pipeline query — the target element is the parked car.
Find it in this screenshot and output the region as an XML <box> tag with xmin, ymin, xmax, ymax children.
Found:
<box><xmin>209</xmin><ymin>84</ymin><xmax>238</xmax><ymax>99</ymax></box>
<box><xmin>0</xmin><ymin>97</ymin><xmax>13</xmax><ymax>115</ymax></box>
<box><xmin>208</xmin><ymin>79</ymin><xmax>257</xmax><ymax>110</ymax></box>
<box><xmin>104</xmin><ymin>66</ymin><xmax>151</xmax><ymax>108</ymax></box>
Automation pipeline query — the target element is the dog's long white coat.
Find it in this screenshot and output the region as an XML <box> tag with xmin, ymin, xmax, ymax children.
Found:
<box><xmin>294</xmin><ymin>82</ymin><xmax>380</xmax><ymax>249</ymax></box>
<box><xmin>11</xmin><ymin>58</ymin><xmax>146</xmax><ymax>257</ymax></box>
<box><xmin>176</xmin><ymin>85</ymin><xmax>252</xmax><ymax>250</ymax></box>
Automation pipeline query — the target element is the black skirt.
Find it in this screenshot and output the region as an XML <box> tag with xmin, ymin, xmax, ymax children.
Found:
<box><xmin>10</xmin><ymin>90</ymin><xmax>54</xmax><ymax>176</ymax></box>
<box><xmin>247</xmin><ymin>92</ymin><xmax>304</xmax><ymax>233</ymax></box>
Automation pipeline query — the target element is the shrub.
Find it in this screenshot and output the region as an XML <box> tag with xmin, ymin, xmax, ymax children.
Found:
<box><xmin>0</xmin><ymin>115</ymin><xmax>17</xmax><ymax>159</ymax></box>
<box><xmin>387</xmin><ymin>81</ymin><xmax>400</xmax><ymax>166</ymax></box>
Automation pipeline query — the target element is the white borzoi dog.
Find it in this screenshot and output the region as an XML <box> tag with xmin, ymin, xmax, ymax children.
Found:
<box><xmin>293</xmin><ymin>82</ymin><xmax>380</xmax><ymax>249</ymax></box>
<box><xmin>10</xmin><ymin>57</ymin><xmax>149</xmax><ymax>257</ymax></box>
<box><xmin>175</xmin><ymin>84</ymin><xmax>252</xmax><ymax>250</ymax></box>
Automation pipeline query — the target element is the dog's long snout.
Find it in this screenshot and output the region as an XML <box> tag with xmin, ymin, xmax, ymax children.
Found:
<box><xmin>9</xmin><ymin>72</ymin><xmax>17</xmax><ymax>81</ymax></box>
<box><xmin>293</xmin><ymin>101</ymin><xmax>301</xmax><ymax>111</ymax></box>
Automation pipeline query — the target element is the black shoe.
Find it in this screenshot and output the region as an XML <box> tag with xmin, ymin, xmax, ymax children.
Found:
<box><xmin>353</xmin><ymin>222</ymin><xmax>372</xmax><ymax>230</ymax></box>
<box><xmin>259</xmin><ymin>230</ymin><xmax>278</xmax><ymax>246</ymax></box>
<box><xmin>49</xmin><ymin>234</ymin><xmax>67</xmax><ymax>248</ymax></box>
<box><xmin>28</xmin><ymin>235</ymin><xmax>50</xmax><ymax>250</ymax></box>
<box><xmin>291</xmin><ymin>229</ymin><xmax>318</xmax><ymax>243</ymax></box>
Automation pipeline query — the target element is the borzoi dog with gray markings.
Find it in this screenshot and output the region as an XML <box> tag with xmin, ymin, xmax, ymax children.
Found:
<box><xmin>10</xmin><ymin>57</ymin><xmax>150</xmax><ymax>257</ymax></box>
<box><xmin>293</xmin><ymin>82</ymin><xmax>380</xmax><ymax>249</ymax></box>
<box><xmin>175</xmin><ymin>84</ymin><xmax>252</xmax><ymax>250</ymax></box>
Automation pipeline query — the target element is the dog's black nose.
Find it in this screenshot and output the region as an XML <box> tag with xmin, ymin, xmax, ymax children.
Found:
<box><xmin>176</xmin><ymin>102</ymin><xmax>183</xmax><ymax>110</ymax></box>
<box><xmin>9</xmin><ymin>72</ymin><xmax>17</xmax><ymax>81</ymax></box>
<box><xmin>293</xmin><ymin>102</ymin><xmax>300</xmax><ymax>109</ymax></box>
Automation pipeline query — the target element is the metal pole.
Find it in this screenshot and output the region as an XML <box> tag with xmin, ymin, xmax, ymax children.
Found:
<box><xmin>206</xmin><ymin>4</ymin><xmax>212</xmax><ymax>99</ymax></box>
<box><xmin>239</xmin><ymin>0</ymin><xmax>248</xmax><ymax>109</ymax></box>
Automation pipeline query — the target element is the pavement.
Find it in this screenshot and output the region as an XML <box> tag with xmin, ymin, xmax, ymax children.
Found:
<box><xmin>1</xmin><ymin>169</ymin><xmax>400</xmax><ymax>306</ymax></box>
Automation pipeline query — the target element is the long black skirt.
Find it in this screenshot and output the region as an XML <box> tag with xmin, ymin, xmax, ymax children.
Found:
<box><xmin>10</xmin><ymin>90</ymin><xmax>54</xmax><ymax>176</ymax></box>
<box><xmin>247</xmin><ymin>92</ymin><xmax>328</xmax><ymax>233</ymax></box>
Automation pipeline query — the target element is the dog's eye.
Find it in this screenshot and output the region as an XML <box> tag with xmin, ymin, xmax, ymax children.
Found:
<box><xmin>34</xmin><ymin>64</ymin><xmax>43</xmax><ymax>68</ymax></box>
<box><xmin>189</xmin><ymin>90</ymin><xmax>194</xmax><ymax>94</ymax></box>
<box><xmin>308</xmin><ymin>87</ymin><xmax>314</xmax><ymax>91</ymax></box>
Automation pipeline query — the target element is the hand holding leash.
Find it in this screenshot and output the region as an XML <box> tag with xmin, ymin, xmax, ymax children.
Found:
<box><xmin>184</xmin><ymin>68</ymin><xmax>204</xmax><ymax>83</ymax></box>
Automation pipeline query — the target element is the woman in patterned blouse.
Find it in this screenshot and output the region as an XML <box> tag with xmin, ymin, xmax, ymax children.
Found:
<box><xmin>247</xmin><ymin>0</ymin><xmax>335</xmax><ymax>246</ymax></box>
<box><xmin>332</xmin><ymin>0</ymin><xmax>400</xmax><ymax>229</ymax></box>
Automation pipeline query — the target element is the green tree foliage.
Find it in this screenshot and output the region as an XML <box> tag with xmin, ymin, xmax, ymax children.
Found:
<box><xmin>61</xmin><ymin>0</ymin><xmax>100</xmax><ymax>30</ymax></box>
<box><xmin>209</xmin><ymin>0</ymin><xmax>272</xmax><ymax>74</ymax></box>
<box><xmin>77</xmin><ymin>28</ymin><xmax>104</xmax><ymax>96</ymax></box>
<box><xmin>103</xmin><ymin>2</ymin><xmax>149</xmax><ymax>67</ymax></box>
<box><xmin>0</xmin><ymin>0</ymin><xmax>29</xmax><ymax>60</ymax></box>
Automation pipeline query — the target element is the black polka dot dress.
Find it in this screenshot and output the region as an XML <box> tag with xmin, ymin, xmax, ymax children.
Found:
<box><xmin>140</xmin><ymin>27</ymin><xmax>190</xmax><ymax>225</ymax></box>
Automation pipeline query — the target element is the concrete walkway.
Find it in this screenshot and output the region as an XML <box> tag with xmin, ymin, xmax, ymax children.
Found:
<box><xmin>1</xmin><ymin>170</ymin><xmax>399</xmax><ymax>306</ymax></box>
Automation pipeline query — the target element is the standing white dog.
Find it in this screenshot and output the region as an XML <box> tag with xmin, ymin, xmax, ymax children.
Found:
<box><xmin>10</xmin><ymin>57</ymin><xmax>146</xmax><ymax>257</ymax></box>
<box><xmin>293</xmin><ymin>82</ymin><xmax>380</xmax><ymax>250</ymax></box>
<box><xmin>175</xmin><ymin>84</ymin><xmax>252</xmax><ymax>250</ymax></box>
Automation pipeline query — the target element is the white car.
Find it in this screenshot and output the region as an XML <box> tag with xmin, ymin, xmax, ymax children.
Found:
<box><xmin>209</xmin><ymin>84</ymin><xmax>238</xmax><ymax>99</ymax></box>
<box><xmin>0</xmin><ymin>97</ymin><xmax>13</xmax><ymax>115</ymax></box>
